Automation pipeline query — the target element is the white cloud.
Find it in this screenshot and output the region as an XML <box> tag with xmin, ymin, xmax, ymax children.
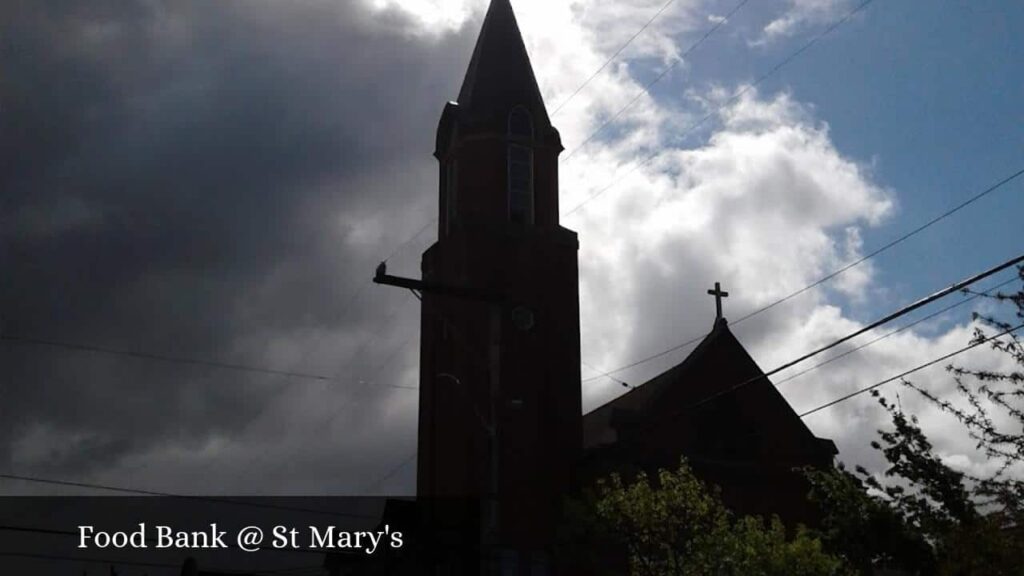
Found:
<box><xmin>567</xmin><ymin>88</ymin><xmax>894</xmax><ymax>404</ymax></box>
<box><xmin>365</xmin><ymin>0</ymin><xmax>479</xmax><ymax>34</ymax></box>
<box><xmin>754</xmin><ymin>0</ymin><xmax>854</xmax><ymax>46</ymax></box>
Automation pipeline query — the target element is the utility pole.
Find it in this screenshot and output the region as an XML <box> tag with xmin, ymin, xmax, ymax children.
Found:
<box><xmin>373</xmin><ymin>261</ymin><xmax>503</xmax><ymax>571</ymax></box>
<box><xmin>486</xmin><ymin>304</ymin><xmax>500</xmax><ymax>573</ymax></box>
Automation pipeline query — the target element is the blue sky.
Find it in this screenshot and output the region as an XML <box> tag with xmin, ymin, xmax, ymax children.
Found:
<box><xmin>611</xmin><ymin>0</ymin><xmax>1023</xmax><ymax>320</ymax></box>
<box><xmin>779</xmin><ymin>1</ymin><xmax>1021</xmax><ymax>307</ymax></box>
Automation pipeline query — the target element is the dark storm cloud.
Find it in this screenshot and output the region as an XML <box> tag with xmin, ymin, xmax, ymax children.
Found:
<box><xmin>1</xmin><ymin>0</ymin><xmax>474</xmax><ymax>490</ymax></box>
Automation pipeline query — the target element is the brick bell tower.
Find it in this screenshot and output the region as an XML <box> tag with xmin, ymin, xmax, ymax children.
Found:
<box><xmin>417</xmin><ymin>0</ymin><xmax>582</xmax><ymax>559</ymax></box>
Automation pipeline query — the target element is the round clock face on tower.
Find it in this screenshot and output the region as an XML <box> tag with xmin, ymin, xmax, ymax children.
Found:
<box><xmin>511</xmin><ymin>306</ymin><xmax>535</xmax><ymax>332</ymax></box>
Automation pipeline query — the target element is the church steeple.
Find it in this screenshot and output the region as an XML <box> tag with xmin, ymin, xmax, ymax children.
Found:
<box><xmin>413</xmin><ymin>0</ymin><xmax>577</xmax><ymax>557</ymax></box>
<box><xmin>418</xmin><ymin>0</ymin><xmax>581</xmax><ymax>560</ymax></box>
<box><xmin>435</xmin><ymin>0</ymin><xmax>563</xmax><ymax>234</ymax></box>
<box><xmin>456</xmin><ymin>0</ymin><xmax>550</xmax><ymax>127</ymax></box>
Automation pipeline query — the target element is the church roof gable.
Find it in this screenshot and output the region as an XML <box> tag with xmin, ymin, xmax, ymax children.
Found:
<box><xmin>583</xmin><ymin>319</ymin><xmax>828</xmax><ymax>457</ymax></box>
<box><xmin>582</xmin><ymin>321</ymin><xmax>724</xmax><ymax>449</ymax></box>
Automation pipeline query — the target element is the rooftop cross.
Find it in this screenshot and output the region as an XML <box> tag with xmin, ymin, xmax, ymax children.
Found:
<box><xmin>707</xmin><ymin>282</ymin><xmax>729</xmax><ymax>321</ymax></box>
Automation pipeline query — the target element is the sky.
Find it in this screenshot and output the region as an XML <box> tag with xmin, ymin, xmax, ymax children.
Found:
<box><xmin>1</xmin><ymin>0</ymin><xmax>1022</xmax><ymax>499</ymax></box>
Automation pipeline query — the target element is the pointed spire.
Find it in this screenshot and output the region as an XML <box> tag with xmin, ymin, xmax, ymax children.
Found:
<box><xmin>457</xmin><ymin>0</ymin><xmax>550</xmax><ymax>127</ymax></box>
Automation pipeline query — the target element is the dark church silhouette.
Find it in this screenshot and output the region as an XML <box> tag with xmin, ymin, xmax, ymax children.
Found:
<box><xmin>371</xmin><ymin>0</ymin><xmax>837</xmax><ymax>573</ymax></box>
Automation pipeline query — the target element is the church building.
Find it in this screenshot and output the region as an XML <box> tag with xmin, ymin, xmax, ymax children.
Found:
<box><xmin>581</xmin><ymin>301</ymin><xmax>838</xmax><ymax>527</ymax></box>
<box><xmin>373</xmin><ymin>0</ymin><xmax>837</xmax><ymax>572</ymax></box>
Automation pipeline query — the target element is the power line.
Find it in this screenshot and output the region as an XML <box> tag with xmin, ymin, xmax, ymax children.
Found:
<box><xmin>2</xmin><ymin>208</ymin><xmax>433</xmax><ymax>398</ymax></box>
<box><xmin>382</xmin><ymin>218</ymin><xmax>435</xmax><ymax>264</ymax></box>
<box><xmin>262</xmin><ymin>567</ymin><xmax>330</xmax><ymax>576</ymax></box>
<box><xmin>581</xmin><ymin>331</ymin><xmax>704</xmax><ymax>384</ymax></box>
<box><xmin>563</xmin><ymin>0</ymin><xmax>876</xmax><ymax>216</ymax></box>
<box><xmin>0</xmin><ymin>552</ymin><xmax>181</xmax><ymax>571</ymax></box>
<box><xmin>755</xmin><ymin>254</ymin><xmax>1023</xmax><ymax>385</ymax></box>
<box><xmin>732</xmin><ymin>166</ymin><xmax>1024</xmax><ymax>326</ymax></box>
<box><xmin>330</xmin><ymin>291</ymin><xmax>420</xmax><ymax>385</ymax></box>
<box><xmin>582</xmin><ymin>359</ymin><xmax>632</xmax><ymax>388</ymax></box>
<box><xmin>799</xmin><ymin>322</ymin><xmax>1024</xmax><ymax>418</ymax></box>
<box><xmin>549</xmin><ymin>0</ymin><xmax>679</xmax><ymax>117</ymax></box>
<box><xmin>173</xmin><ymin>292</ymin><xmax>419</xmax><ymax>488</ymax></box>
<box><xmin>0</xmin><ymin>524</ymin><xmax>78</xmax><ymax>537</ymax></box>
<box><xmin>0</xmin><ymin>335</ymin><xmax>418</xmax><ymax>391</ymax></box>
<box><xmin>0</xmin><ymin>550</ymin><xmax>324</xmax><ymax>575</ymax></box>
<box><xmin>774</xmin><ymin>274</ymin><xmax>1022</xmax><ymax>386</ymax></box>
<box><xmin>182</xmin><ymin>291</ymin><xmax>420</xmax><ymax>491</ymax></box>
<box><xmin>609</xmin><ymin>255</ymin><xmax>1024</xmax><ymax>439</ymax></box>
<box><xmin>593</xmin><ymin>270</ymin><xmax>1015</xmax><ymax>387</ymax></box>
<box><xmin>581</xmin><ymin>166</ymin><xmax>1024</xmax><ymax>383</ymax></box>
<box><xmin>170</xmin><ymin>225</ymin><xmax>433</xmax><ymax>488</ymax></box>
<box><xmin>250</xmin><ymin>219</ymin><xmax>432</xmax><ymax>394</ymax></box>
<box><xmin>362</xmin><ymin>452</ymin><xmax>417</xmax><ymax>495</ymax></box>
<box><xmin>561</xmin><ymin>0</ymin><xmax>752</xmax><ymax>162</ymax></box>
<box><xmin>0</xmin><ymin>473</ymin><xmax>378</xmax><ymax>519</ymax></box>
<box><xmin>250</xmin><ymin>327</ymin><xmax>420</xmax><ymax>495</ymax></box>
<box><xmin>671</xmin><ymin>254</ymin><xmax>1024</xmax><ymax>415</ymax></box>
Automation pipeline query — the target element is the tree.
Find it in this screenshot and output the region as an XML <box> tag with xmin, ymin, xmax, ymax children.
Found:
<box><xmin>807</xmin><ymin>267</ymin><xmax>1024</xmax><ymax>574</ymax></box>
<box><xmin>562</xmin><ymin>458</ymin><xmax>850</xmax><ymax>576</ymax></box>
<box><xmin>803</xmin><ymin>462</ymin><xmax>936</xmax><ymax>573</ymax></box>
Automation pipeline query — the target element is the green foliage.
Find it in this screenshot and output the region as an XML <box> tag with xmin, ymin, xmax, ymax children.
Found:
<box><xmin>804</xmin><ymin>464</ymin><xmax>935</xmax><ymax>573</ymax></box>
<box><xmin>807</xmin><ymin>268</ymin><xmax>1024</xmax><ymax>575</ymax></box>
<box><xmin>565</xmin><ymin>458</ymin><xmax>850</xmax><ymax>576</ymax></box>
<box><xmin>727</xmin><ymin>516</ymin><xmax>850</xmax><ymax>576</ymax></box>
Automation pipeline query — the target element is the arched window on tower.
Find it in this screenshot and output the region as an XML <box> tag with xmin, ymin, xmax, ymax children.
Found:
<box><xmin>508</xmin><ymin>107</ymin><xmax>534</xmax><ymax>225</ymax></box>
<box><xmin>509</xmin><ymin>107</ymin><xmax>533</xmax><ymax>139</ymax></box>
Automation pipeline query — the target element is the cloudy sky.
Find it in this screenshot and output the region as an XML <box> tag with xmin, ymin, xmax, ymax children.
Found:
<box><xmin>2</xmin><ymin>0</ymin><xmax>1022</xmax><ymax>497</ymax></box>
